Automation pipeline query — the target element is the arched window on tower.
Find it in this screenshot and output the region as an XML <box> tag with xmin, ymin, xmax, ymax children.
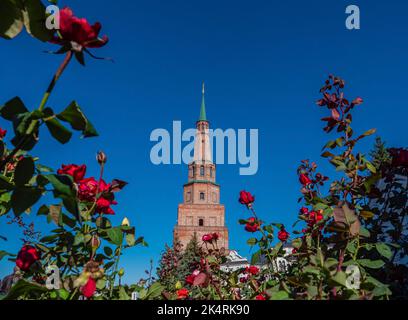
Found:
<box><xmin>200</xmin><ymin>165</ymin><xmax>204</xmax><ymax>176</ymax></box>
<box><xmin>199</xmin><ymin>219</ymin><xmax>204</xmax><ymax>226</ymax></box>
<box><xmin>210</xmin><ymin>167</ymin><xmax>213</xmax><ymax>178</ymax></box>
<box><xmin>200</xmin><ymin>192</ymin><xmax>205</xmax><ymax>200</ymax></box>
<box><xmin>192</xmin><ymin>166</ymin><xmax>196</xmax><ymax>176</ymax></box>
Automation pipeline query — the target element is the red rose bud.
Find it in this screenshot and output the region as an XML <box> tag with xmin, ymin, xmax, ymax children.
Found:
<box><xmin>81</xmin><ymin>277</ymin><xmax>96</xmax><ymax>298</ymax></box>
<box><xmin>176</xmin><ymin>288</ymin><xmax>189</xmax><ymax>300</ymax></box>
<box><xmin>96</xmin><ymin>151</ymin><xmax>107</xmax><ymax>165</ymax></box>
<box><xmin>299</xmin><ymin>173</ymin><xmax>312</xmax><ymax>186</ymax></box>
<box><xmin>278</xmin><ymin>227</ymin><xmax>290</xmax><ymax>242</ymax></box>
<box><xmin>239</xmin><ymin>190</ymin><xmax>255</xmax><ymax>207</ymax></box>
<box><xmin>90</xmin><ymin>234</ymin><xmax>101</xmax><ymax>250</ymax></box>
<box><xmin>212</xmin><ymin>233</ymin><xmax>219</xmax><ymax>241</ymax></box>
<box><xmin>16</xmin><ymin>245</ymin><xmax>41</xmax><ymax>272</ymax></box>
<box><xmin>300</xmin><ymin>207</ymin><xmax>309</xmax><ymax>215</ymax></box>
<box><xmin>202</xmin><ymin>234</ymin><xmax>213</xmax><ymax>243</ymax></box>
<box><xmin>50</xmin><ymin>7</ymin><xmax>108</xmax><ymax>51</ymax></box>
<box><xmin>245</xmin><ymin>217</ymin><xmax>260</xmax><ymax>233</ymax></box>
<box><xmin>0</xmin><ymin>128</ymin><xmax>6</xmax><ymax>139</ymax></box>
<box><xmin>57</xmin><ymin>164</ymin><xmax>86</xmax><ymax>183</ymax></box>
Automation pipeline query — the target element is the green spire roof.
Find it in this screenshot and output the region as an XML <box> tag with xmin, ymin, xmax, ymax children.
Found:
<box><xmin>198</xmin><ymin>82</ymin><xmax>207</xmax><ymax>121</ymax></box>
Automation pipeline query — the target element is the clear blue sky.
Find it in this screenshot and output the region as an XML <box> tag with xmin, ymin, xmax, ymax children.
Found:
<box><xmin>1</xmin><ymin>0</ymin><xmax>407</xmax><ymax>284</ymax></box>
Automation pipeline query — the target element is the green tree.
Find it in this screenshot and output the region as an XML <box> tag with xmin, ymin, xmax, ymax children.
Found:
<box><xmin>370</xmin><ymin>137</ymin><xmax>392</xmax><ymax>170</ymax></box>
<box><xmin>177</xmin><ymin>234</ymin><xmax>203</xmax><ymax>281</ymax></box>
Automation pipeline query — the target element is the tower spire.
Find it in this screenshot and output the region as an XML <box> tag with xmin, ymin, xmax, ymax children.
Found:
<box><xmin>199</xmin><ymin>82</ymin><xmax>207</xmax><ymax>121</ymax></box>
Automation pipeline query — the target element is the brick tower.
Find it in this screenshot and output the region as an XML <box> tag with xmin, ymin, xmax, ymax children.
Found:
<box><xmin>173</xmin><ymin>84</ymin><xmax>229</xmax><ymax>250</ymax></box>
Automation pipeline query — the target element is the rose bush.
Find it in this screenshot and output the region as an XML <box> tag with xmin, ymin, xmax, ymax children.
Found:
<box><xmin>154</xmin><ymin>75</ymin><xmax>405</xmax><ymax>300</ymax></box>
<box><xmin>0</xmin><ymin>1</ymin><xmax>146</xmax><ymax>300</ymax></box>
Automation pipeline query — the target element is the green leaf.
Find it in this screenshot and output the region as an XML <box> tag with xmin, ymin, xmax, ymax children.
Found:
<box><xmin>73</xmin><ymin>233</ymin><xmax>84</xmax><ymax>246</ymax></box>
<box><xmin>366</xmin><ymin>162</ymin><xmax>377</xmax><ymax>173</ymax></box>
<box><xmin>57</xmin><ymin>288</ymin><xmax>70</xmax><ymax>300</ymax></box>
<box><xmin>107</xmin><ymin>227</ymin><xmax>123</xmax><ymax>246</ymax></box>
<box><xmin>291</xmin><ymin>238</ymin><xmax>302</xmax><ymax>249</ymax></box>
<box><xmin>134</xmin><ymin>236</ymin><xmax>148</xmax><ymax>247</ymax></box>
<box><xmin>361</xmin><ymin>128</ymin><xmax>376</xmax><ymax>138</ymax></box>
<box><xmin>22</xmin><ymin>0</ymin><xmax>54</xmax><ymax>42</ymax></box>
<box><xmin>96</xmin><ymin>279</ymin><xmax>106</xmax><ymax>290</ymax></box>
<box><xmin>44</xmin><ymin>174</ymin><xmax>74</xmax><ymax>197</ymax></box>
<box><xmin>144</xmin><ymin>282</ymin><xmax>164</xmax><ymax>299</ymax></box>
<box><xmin>271</xmin><ymin>290</ymin><xmax>289</xmax><ymax>300</ymax></box>
<box><xmin>3</xmin><ymin>279</ymin><xmax>48</xmax><ymax>300</ymax></box>
<box><xmin>251</xmin><ymin>250</ymin><xmax>261</xmax><ymax>265</ymax></box>
<box><xmin>272</xmin><ymin>241</ymin><xmax>283</xmax><ymax>255</ymax></box>
<box><xmin>331</xmin><ymin>271</ymin><xmax>347</xmax><ymax>287</ymax></box>
<box><xmin>246</xmin><ymin>238</ymin><xmax>257</xmax><ymax>246</ymax></box>
<box><xmin>103</xmin><ymin>246</ymin><xmax>113</xmax><ymax>256</ymax></box>
<box><xmin>44</xmin><ymin>117</ymin><xmax>72</xmax><ymax>144</ymax></box>
<box><xmin>11</xmin><ymin>186</ymin><xmax>42</xmax><ymax>215</ymax></box>
<box><xmin>125</xmin><ymin>233</ymin><xmax>136</xmax><ymax>246</ymax></box>
<box><xmin>358</xmin><ymin>259</ymin><xmax>385</xmax><ymax>269</ymax></box>
<box><xmin>0</xmin><ymin>97</ymin><xmax>28</xmax><ymax>120</ymax></box>
<box><xmin>372</xmin><ymin>285</ymin><xmax>392</xmax><ymax>297</ymax></box>
<box><xmin>303</xmin><ymin>266</ymin><xmax>320</xmax><ymax>275</ymax></box>
<box><xmin>0</xmin><ymin>250</ymin><xmax>15</xmax><ymax>261</ymax></box>
<box><xmin>14</xmin><ymin>157</ymin><xmax>34</xmax><ymax>186</ymax></box>
<box><xmin>0</xmin><ymin>175</ymin><xmax>13</xmax><ymax>190</ymax></box>
<box><xmin>57</xmin><ymin>101</ymin><xmax>98</xmax><ymax>138</ymax></box>
<box><xmin>376</xmin><ymin>243</ymin><xmax>393</xmax><ymax>260</ymax></box>
<box><xmin>0</xmin><ymin>0</ymin><xmax>24</xmax><ymax>39</ymax></box>
<box><xmin>359</xmin><ymin>226</ymin><xmax>370</xmax><ymax>238</ymax></box>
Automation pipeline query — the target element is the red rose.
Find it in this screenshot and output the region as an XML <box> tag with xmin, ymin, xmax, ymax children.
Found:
<box><xmin>245</xmin><ymin>217</ymin><xmax>260</xmax><ymax>233</ymax></box>
<box><xmin>51</xmin><ymin>7</ymin><xmax>108</xmax><ymax>50</ymax></box>
<box><xmin>96</xmin><ymin>197</ymin><xmax>116</xmax><ymax>215</ymax></box>
<box><xmin>176</xmin><ymin>288</ymin><xmax>189</xmax><ymax>299</ymax></box>
<box><xmin>0</xmin><ymin>128</ymin><xmax>6</xmax><ymax>139</ymax></box>
<box><xmin>278</xmin><ymin>228</ymin><xmax>290</xmax><ymax>242</ymax></box>
<box><xmin>77</xmin><ymin>177</ymin><xmax>99</xmax><ymax>201</ymax></box>
<box><xmin>81</xmin><ymin>277</ymin><xmax>96</xmax><ymax>298</ymax></box>
<box><xmin>299</xmin><ymin>174</ymin><xmax>312</xmax><ymax>186</ymax></box>
<box><xmin>212</xmin><ymin>233</ymin><xmax>219</xmax><ymax>241</ymax></box>
<box><xmin>78</xmin><ymin>177</ymin><xmax>117</xmax><ymax>215</ymax></box>
<box><xmin>245</xmin><ymin>266</ymin><xmax>259</xmax><ymax>275</ymax></box>
<box><xmin>202</xmin><ymin>234</ymin><xmax>213</xmax><ymax>243</ymax></box>
<box><xmin>239</xmin><ymin>190</ymin><xmax>255</xmax><ymax>207</ymax></box>
<box><xmin>57</xmin><ymin>164</ymin><xmax>86</xmax><ymax>183</ymax></box>
<box><xmin>255</xmin><ymin>293</ymin><xmax>267</xmax><ymax>300</ymax></box>
<box><xmin>307</xmin><ymin>211</ymin><xmax>323</xmax><ymax>226</ymax></box>
<box><xmin>16</xmin><ymin>245</ymin><xmax>40</xmax><ymax>272</ymax></box>
<box><xmin>78</xmin><ymin>178</ymin><xmax>111</xmax><ymax>201</ymax></box>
